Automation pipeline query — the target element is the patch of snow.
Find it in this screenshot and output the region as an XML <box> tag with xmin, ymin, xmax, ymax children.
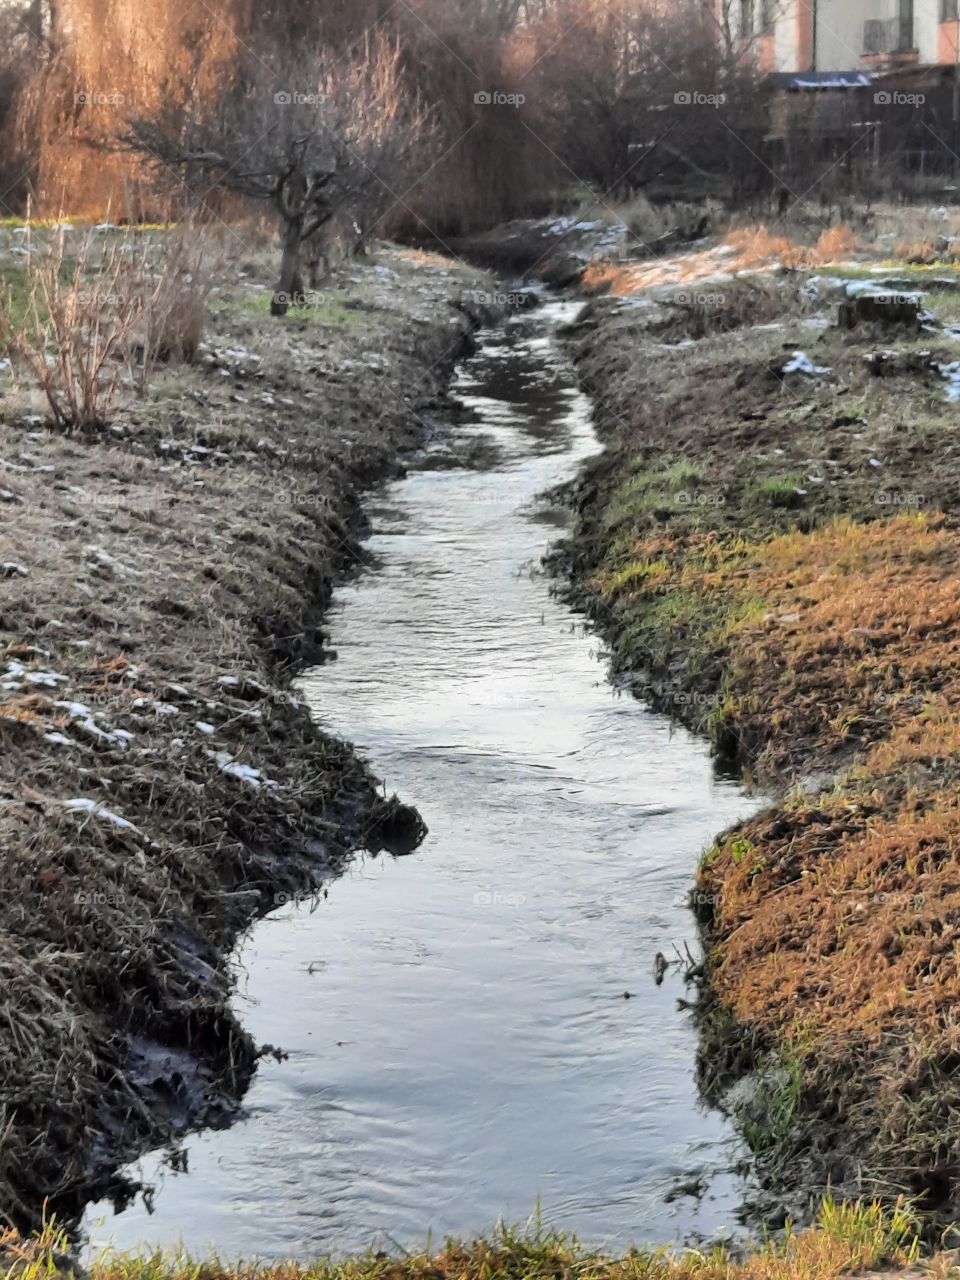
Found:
<box><xmin>782</xmin><ymin>351</ymin><xmax>830</xmax><ymax>376</ymax></box>
<box><xmin>62</xmin><ymin>798</ymin><xmax>141</xmax><ymax>833</ymax></box>
<box><xmin>44</xmin><ymin>732</ymin><xmax>77</xmax><ymax>747</ymax></box>
<box><xmin>195</xmin><ymin>721</ymin><xmax>215</xmax><ymax>735</ymax></box>
<box><xmin>23</xmin><ymin>671</ymin><xmax>68</xmax><ymax>688</ymax></box>
<box><xmin>212</xmin><ymin>750</ymin><xmax>279</xmax><ymax>791</ymax></box>
<box><xmin>73</xmin><ymin>718</ymin><xmax>133</xmax><ymax>748</ymax></box>
<box><xmin>1</xmin><ymin>562</ymin><xmax>28</xmax><ymax>577</ymax></box>
<box><xmin>938</xmin><ymin>359</ymin><xmax>960</xmax><ymax>401</ymax></box>
<box><xmin>53</xmin><ymin>700</ymin><xmax>132</xmax><ymax>749</ymax></box>
<box><xmin>54</xmin><ymin>700</ymin><xmax>91</xmax><ymax>719</ymax></box>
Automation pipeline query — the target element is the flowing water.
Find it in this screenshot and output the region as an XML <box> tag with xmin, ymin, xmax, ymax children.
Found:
<box><xmin>86</xmin><ymin>300</ymin><xmax>758</xmax><ymax>1260</ymax></box>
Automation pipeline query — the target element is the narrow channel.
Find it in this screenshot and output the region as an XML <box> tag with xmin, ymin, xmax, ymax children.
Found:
<box><xmin>86</xmin><ymin>299</ymin><xmax>758</xmax><ymax>1258</ymax></box>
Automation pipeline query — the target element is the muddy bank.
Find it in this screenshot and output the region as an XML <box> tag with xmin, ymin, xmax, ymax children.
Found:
<box><xmin>0</xmin><ymin>241</ymin><xmax>495</xmax><ymax>1225</ymax></box>
<box><xmin>553</xmin><ymin>239</ymin><xmax>960</xmax><ymax>1228</ymax></box>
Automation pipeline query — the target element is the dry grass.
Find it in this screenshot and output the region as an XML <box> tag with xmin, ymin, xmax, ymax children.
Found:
<box><xmin>0</xmin><ymin>224</ymin><xmax>220</xmax><ymax>429</ymax></box>
<box><xmin>580</xmin><ymin>224</ymin><xmax>860</xmax><ymax>299</ymax></box>
<box><xmin>0</xmin><ymin>237</ymin><xmax>491</xmax><ymax>1224</ymax></box>
<box><xmin>0</xmin><ymin>229</ymin><xmax>144</xmax><ymax>429</ymax></box>
<box><xmin>561</xmin><ymin>230</ymin><xmax>960</xmax><ymax>1213</ymax></box>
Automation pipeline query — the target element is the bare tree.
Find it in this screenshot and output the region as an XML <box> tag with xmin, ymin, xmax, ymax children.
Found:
<box><xmin>121</xmin><ymin>38</ymin><xmax>433</xmax><ymax>314</ymax></box>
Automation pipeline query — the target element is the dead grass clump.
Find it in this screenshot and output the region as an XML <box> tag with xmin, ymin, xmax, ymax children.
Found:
<box><xmin>0</xmin><ymin>228</ymin><xmax>146</xmax><ymax>430</ymax></box>
<box><xmin>704</xmin><ymin>788</ymin><xmax>960</xmax><ymax>1041</ymax></box>
<box><xmin>895</xmin><ymin>238</ymin><xmax>941</xmax><ymax>265</ymax></box>
<box><xmin>724</xmin><ymin>225</ymin><xmax>798</xmax><ymax>266</ymax></box>
<box><xmin>137</xmin><ymin>227</ymin><xmax>217</xmax><ymax>368</ymax></box>
<box><xmin>581</xmin><ymin>260</ymin><xmax>629</xmax><ymax>295</ymax></box>
<box><xmin>0</xmin><ymin>224</ymin><xmax>219</xmax><ymax>428</ymax></box>
<box><xmin>814</xmin><ymin>225</ymin><xmax>859</xmax><ymax>261</ymax></box>
<box><xmin>652</xmin><ymin>280</ymin><xmax>795</xmax><ymax>342</ymax></box>
<box><xmin>722</xmin><ymin>224</ymin><xmax>860</xmax><ymax>271</ymax></box>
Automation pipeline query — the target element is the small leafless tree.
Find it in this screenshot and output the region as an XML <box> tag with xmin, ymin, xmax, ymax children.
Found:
<box><xmin>121</xmin><ymin>38</ymin><xmax>433</xmax><ymax>314</ymax></box>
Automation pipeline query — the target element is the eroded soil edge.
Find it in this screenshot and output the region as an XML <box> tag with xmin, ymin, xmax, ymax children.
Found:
<box><xmin>554</xmin><ymin>237</ymin><xmax>960</xmax><ymax>1232</ymax></box>
<box><xmin>0</xmin><ymin>245</ymin><xmax>496</xmax><ymax>1226</ymax></box>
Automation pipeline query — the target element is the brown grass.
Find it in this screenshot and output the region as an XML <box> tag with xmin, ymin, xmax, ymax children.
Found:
<box><xmin>562</xmin><ymin>236</ymin><xmax>960</xmax><ymax>1209</ymax></box>
<box><xmin>581</xmin><ymin>224</ymin><xmax>861</xmax><ymax>299</ymax></box>
<box><xmin>0</xmin><ymin>237</ymin><xmax>491</xmax><ymax>1225</ymax></box>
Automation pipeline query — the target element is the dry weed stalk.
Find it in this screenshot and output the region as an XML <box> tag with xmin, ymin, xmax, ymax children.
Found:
<box><xmin>0</xmin><ymin>224</ymin><xmax>216</xmax><ymax>430</ymax></box>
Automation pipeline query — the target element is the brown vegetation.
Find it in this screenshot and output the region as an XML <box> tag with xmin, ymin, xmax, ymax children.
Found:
<box><xmin>559</xmin><ymin>237</ymin><xmax>960</xmax><ymax>1217</ymax></box>
<box><xmin>0</xmin><ymin>229</ymin><xmax>492</xmax><ymax>1225</ymax></box>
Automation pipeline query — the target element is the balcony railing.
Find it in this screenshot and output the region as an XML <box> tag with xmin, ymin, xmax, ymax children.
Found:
<box><xmin>863</xmin><ymin>16</ymin><xmax>916</xmax><ymax>56</ymax></box>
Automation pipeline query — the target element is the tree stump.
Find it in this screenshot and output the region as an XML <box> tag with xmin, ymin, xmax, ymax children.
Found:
<box><xmin>838</xmin><ymin>292</ymin><xmax>923</xmax><ymax>330</ymax></box>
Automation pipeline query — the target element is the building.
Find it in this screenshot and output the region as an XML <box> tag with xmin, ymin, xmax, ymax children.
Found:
<box><xmin>731</xmin><ymin>0</ymin><xmax>960</xmax><ymax>75</ymax></box>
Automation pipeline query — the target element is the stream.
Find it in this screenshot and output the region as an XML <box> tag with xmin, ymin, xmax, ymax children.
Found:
<box><xmin>86</xmin><ymin>298</ymin><xmax>758</xmax><ymax>1259</ymax></box>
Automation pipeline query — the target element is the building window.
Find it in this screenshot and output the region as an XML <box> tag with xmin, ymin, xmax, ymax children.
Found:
<box><xmin>740</xmin><ymin>0</ymin><xmax>753</xmax><ymax>37</ymax></box>
<box><xmin>760</xmin><ymin>0</ymin><xmax>775</xmax><ymax>34</ymax></box>
<box><xmin>942</xmin><ymin>0</ymin><xmax>959</xmax><ymax>22</ymax></box>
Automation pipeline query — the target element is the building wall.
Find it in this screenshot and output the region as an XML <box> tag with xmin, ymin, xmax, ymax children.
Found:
<box><xmin>745</xmin><ymin>0</ymin><xmax>960</xmax><ymax>74</ymax></box>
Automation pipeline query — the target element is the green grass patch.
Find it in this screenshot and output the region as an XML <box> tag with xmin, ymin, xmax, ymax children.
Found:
<box><xmin>0</xmin><ymin>1199</ymin><xmax>924</xmax><ymax>1280</ymax></box>
<box><xmin>0</xmin><ymin>265</ymin><xmax>30</xmax><ymax>329</ymax></box>
<box><xmin>213</xmin><ymin>292</ymin><xmax>362</xmax><ymax>327</ymax></box>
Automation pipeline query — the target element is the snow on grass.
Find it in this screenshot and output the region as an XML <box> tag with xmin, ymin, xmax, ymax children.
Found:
<box><xmin>5</xmin><ymin>661</ymin><xmax>68</xmax><ymax>688</ymax></box>
<box><xmin>62</xmin><ymin>798</ymin><xmax>141</xmax><ymax>834</ymax></box>
<box><xmin>782</xmin><ymin>351</ymin><xmax>831</xmax><ymax>377</ymax></box>
<box><xmin>52</xmin><ymin>700</ymin><xmax>133</xmax><ymax>749</ymax></box>
<box><xmin>211</xmin><ymin>750</ymin><xmax>279</xmax><ymax>790</ymax></box>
